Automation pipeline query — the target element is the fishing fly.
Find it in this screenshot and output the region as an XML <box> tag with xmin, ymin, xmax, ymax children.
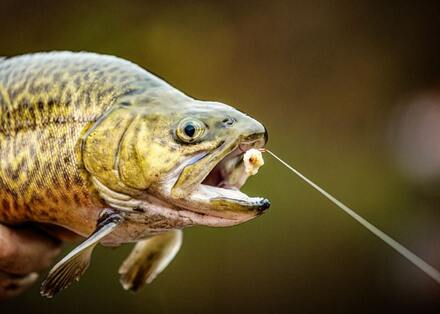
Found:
<box><xmin>248</xmin><ymin>148</ymin><xmax>440</xmax><ymax>285</ymax></box>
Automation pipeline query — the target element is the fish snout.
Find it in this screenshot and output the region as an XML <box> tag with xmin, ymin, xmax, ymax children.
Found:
<box><xmin>257</xmin><ymin>198</ymin><xmax>271</xmax><ymax>215</ymax></box>
<box><xmin>239</xmin><ymin>118</ymin><xmax>268</xmax><ymax>149</ymax></box>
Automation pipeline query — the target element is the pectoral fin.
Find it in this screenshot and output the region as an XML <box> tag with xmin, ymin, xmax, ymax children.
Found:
<box><xmin>119</xmin><ymin>229</ymin><xmax>182</xmax><ymax>292</ymax></box>
<box><xmin>40</xmin><ymin>209</ymin><xmax>123</xmax><ymax>298</ymax></box>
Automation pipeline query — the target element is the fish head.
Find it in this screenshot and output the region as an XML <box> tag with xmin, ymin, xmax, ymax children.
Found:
<box><xmin>144</xmin><ymin>91</ymin><xmax>269</xmax><ymax>226</ymax></box>
<box><xmin>85</xmin><ymin>88</ymin><xmax>269</xmax><ymax>227</ymax></box>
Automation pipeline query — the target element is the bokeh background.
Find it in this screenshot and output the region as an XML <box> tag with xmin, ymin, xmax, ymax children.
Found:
<box><xmin>1</xmin><ymin>0</ymin><xmax>440</xmax><ymax>313</ymax></box>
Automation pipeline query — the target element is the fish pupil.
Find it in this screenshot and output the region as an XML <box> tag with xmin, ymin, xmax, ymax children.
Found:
<box><xmin>184</xmin><ymin>123</ymin><xmax>196</xmax><ymax>137</ymax></box>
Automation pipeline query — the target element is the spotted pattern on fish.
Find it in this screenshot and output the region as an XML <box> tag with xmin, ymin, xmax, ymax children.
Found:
<box><xmin>0</xmin><ymin>52</ymin><xmax>169</xmax><ymax>235</ymax></box>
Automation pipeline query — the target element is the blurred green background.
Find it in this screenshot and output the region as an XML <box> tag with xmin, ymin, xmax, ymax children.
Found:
<box><xmin>1</xmin><ymin>0</ymin><xmax>440</xmax><ymax>313</ymax></box>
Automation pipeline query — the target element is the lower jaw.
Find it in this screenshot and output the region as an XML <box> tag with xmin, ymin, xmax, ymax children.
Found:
<box><xmin>167</xmin><ymin>196</ymin><xmax>262</xmax><ymax>224</ymax></box>
<box><xmin>136</xmin><ymin>196</ymin><xmax>257</xmax><ymax>228</ymax></box>
<box><xmin>177</xmin><ymin>207</ymin><xmax>257</xmax><ymax>227</ymax></box>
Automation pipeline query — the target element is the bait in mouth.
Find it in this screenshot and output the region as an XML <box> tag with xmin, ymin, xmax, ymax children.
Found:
<box><xmin>0</xmin><ymin>52</ymin><xmax>270</xmax><ymax>297</ymax></box>
<box><xmin>243</xmin><ymin>148</ymin><xmax>264</xmax><ymax>175</ymax></box>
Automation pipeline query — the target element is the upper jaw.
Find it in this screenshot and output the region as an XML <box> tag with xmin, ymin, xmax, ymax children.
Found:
<box><xmin>167</xmin><ymin>135</ymin><xmax>270</xmax><ymax>223</ymax></box>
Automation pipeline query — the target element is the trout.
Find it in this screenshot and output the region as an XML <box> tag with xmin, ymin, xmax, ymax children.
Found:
<box><xmin>0</xmin><ymin>52</ymin><xmax>269</xmax><ymax>297</ymax></box>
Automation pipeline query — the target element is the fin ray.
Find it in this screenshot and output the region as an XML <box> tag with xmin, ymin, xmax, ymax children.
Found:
<box><xmin>119</xmin><ymin>229</ymin><xmax>182</xmax><ymax>292</ymax></box>
<box><xmin>41</xmin><ymin>210</ymin><xmax>122</xmax><ymax>298</ymax></box>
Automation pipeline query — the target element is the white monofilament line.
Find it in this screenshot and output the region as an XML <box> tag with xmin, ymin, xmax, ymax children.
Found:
<box><xmin>266</xmin><ymin>149</ymin><xmax>440</xmax><ymax>285</ymax></box>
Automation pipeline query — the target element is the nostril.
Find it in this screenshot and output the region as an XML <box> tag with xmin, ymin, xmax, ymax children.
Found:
<box><xmin>222</xmin><ymin>117</ymin><xmax>236</xmax><ymax>126</ymax></box>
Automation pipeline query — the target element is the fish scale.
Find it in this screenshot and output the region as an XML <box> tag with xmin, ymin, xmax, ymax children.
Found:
<box><xmin>0</xmin><ymin>51</ymin><xmax>270</xmax><ymax>297</ymax></box>
<box><xmin>0</xmin><ymin>52</ymin><xmax>168</xmax><ymax>235</ymax></box>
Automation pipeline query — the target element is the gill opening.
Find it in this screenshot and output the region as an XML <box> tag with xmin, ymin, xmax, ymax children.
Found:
<box><xmin>114</xmin><ymin>116</ymin><xmax>136</xmax><ymax>181</ymax></box>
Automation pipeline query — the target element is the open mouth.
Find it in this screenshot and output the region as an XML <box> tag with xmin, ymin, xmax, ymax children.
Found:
<box><xmin>169</xmin><ymin>138</ymin><xmax>270</xmax><ymax>222</ymax></box>
<box><xmin>202</xmin><ymin>146</ymin><xmax>245</xmax><ymax>189</ymax></box>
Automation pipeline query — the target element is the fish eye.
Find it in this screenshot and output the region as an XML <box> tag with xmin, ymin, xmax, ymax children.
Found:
<box><xmin>184</xmin><ymin>123</ymin><xmax>195</xmax><ymax>137</ymax></box>
<box><xmin>176</xmin><ymin>118</ymin><xmax>205</xmax><ymax>143</ymax></box>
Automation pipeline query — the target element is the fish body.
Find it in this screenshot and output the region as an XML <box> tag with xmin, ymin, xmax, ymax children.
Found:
<box><xmin>0</xmin><ymin>52</ymin><xmax>269</xmax><ymax>296</ymax></box>
<box><xmin>0</xmin><ymin>52</ymin><xmax>152</xmax><ymax>237</ymax></box>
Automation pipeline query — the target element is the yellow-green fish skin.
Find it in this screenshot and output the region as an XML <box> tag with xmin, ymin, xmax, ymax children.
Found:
<box><xmin>0</xmin><ymin>52</ymin><xmax>269</xmax><ymax>243</ymax></box>
<box><xmin>0</xmin><ymin>52</ymin><xmax>170</xmax><ymax>236</ymax></box>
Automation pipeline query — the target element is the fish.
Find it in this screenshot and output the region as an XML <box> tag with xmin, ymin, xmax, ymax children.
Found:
<box><xmin>0</xmin><ymin>51</ymin><xmax>270</xmax><ymax>297</ymax></box>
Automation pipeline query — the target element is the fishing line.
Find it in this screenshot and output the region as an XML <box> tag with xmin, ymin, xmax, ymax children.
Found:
<box><xmin>265</xmin><ymin>149</ymin><xmax>440</xmax><ymax>285</ymax></box>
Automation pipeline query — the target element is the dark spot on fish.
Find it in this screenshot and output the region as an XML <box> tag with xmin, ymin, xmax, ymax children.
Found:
<box><xmin>120</xmin><ymin>101</ymin><xmax>131</xmax><ymax>107</ymax></box>
<box><xmin>18</xmin><ymin>97</ymin><xmax>30</xmax><ymax>107</ymax></box>
<box><xmin>23</xmin><ymin>203</ymin><xmax>31</xmax><ymax>213</ymax></box>
<box><xmin>65</xmin><ymin>92</ymin><xmax>72</xmax><ymax>106</ymax></box>
<box><xmin>10</xmin><ymin>170</ymin><xmax>19</xmax><ymax>181</ymax></box>
<box><xmin>47</xmin><ymin>98</ymin><xmax>55</xmax><ymax>107</ymax></box>
<box><xmin>74</xmin><ymin>175</ymin><xmax>82</xmax><ymax>185</ymax></box>
<box><xmin>53</xmin><ymin>159</ymin><xmax>61</xmax><ymax>170</ymax></box>
<box><xmin>73</xmin><ymin>193</ymin><xmax>81</xmax><ymax>206</ymax></box>
<box><xmin>40</xmin><ymin>140</ymin><xmax>49</xmax><ymax>152</ymax></box>
<box><xmin>123</xmin><ymin>88</ymin><xmax>144</xmax><ymax>96</ymax></box>
<box><xmin>149</xmin><ymin>116</ymin><xmax>159</xmax><ymax>123</ymax></box>
<box><xmin>62</xmin><ymin>174</ymin><xmax>72</xmax><ymax>191</ymax></box>
<box><xmin>133</xmin><ymin>206</ymin><xmax>144</xmax><ymax>213</ymax></box>
<box><xmin>28</xmin><ymin>107</ymin><xmax>36</xmax><ymax>123</ymax></box>
<box><xmin>140</xmin><ymin>97</ymin><xmax>152</xmax><ymax>103</ymax></box>
<box><xmin>146</xmin><ymin>251</ymin><xmax>158</xmax><ymax>262</ymax></box>
<box><xmin>52</xmin><ymin>175</ymin><xmax>61</xmax><ymax>188</ymax></box>
<box><xmin>10</xmin><ymin>198</ymin><xmax>18</xmax><ymax>211</ymax></box>
<box><xmin>2</xmin><ymin>199</ymin><xmax>10</xmax><ymax>211</ymax></box>
<box><xmin>60</xmin><ymin>193</ymin><xmax>71</xmax><ymax>205</ymax></box>
<box><xmin>45</xmin><ymin>189</ymin><xmax>55</xmax><ymax>201</ymax></box>
<box><xmin>104</xmin><ymin>86</ymin><xmax>115</xmax><ymax>95</ymax></box>
<box><xmin>37</xmin><ymin>100</ymin><xmax>44</xmax><ymax>111</ymax></box>
<box><xmin>11</xmin><ymin>84</ymin><xmax>25</xmax><ymax>100</ymax></box>
<box><xmin>31</xmin><ymin>191</ymin><xmax>43</xmax><ymax>203</ymax></box>
<box><xmin>60</xmin><ymin>133</ymin><xmax>67</xmax><ymax>145</ymax></box>
<box><xmin>36</xmin><ymin>177</ymin><xmax>45</xmax><ymax>189</ymax></box>
<box><xmin>59</xmin><ymin>81</ymin><xmax>67</xmax><ymax>91</ymax></box>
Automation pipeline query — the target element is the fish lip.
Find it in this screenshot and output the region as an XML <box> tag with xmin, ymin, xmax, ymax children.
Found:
<box><xmin>168</xmin><ymin>135</ymin><xmax>269</xmax><ymax>222</ymax></box>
